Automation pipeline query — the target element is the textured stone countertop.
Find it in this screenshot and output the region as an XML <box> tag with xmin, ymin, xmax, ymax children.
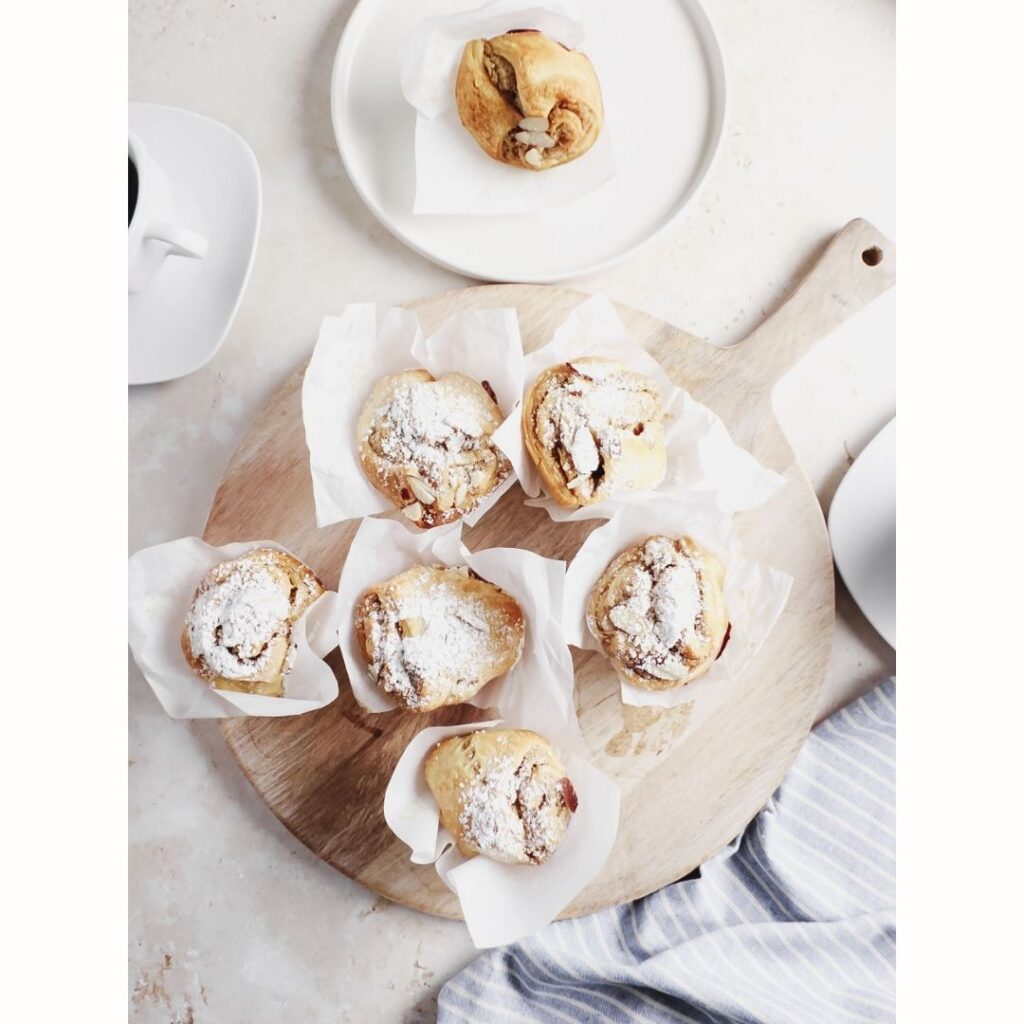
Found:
<box><xmin>129</xmin><ymin>1</ymin><xmax>896</xmax><ymax>1020</ymax></box>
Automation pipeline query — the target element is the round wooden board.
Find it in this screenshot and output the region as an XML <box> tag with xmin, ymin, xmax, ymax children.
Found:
<box><xmin>208</xmin><ymin>220</ymin><xmax>895</xmax><ymax>919</ymax></box>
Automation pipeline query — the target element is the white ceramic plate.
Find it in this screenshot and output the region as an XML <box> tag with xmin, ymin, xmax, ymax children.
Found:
<box><xmin>128</xmin><ymin>104</ymin><xmax>261</xmax><ymax>385</ymax></box>
<box><xmin>828</xmin><ymin>418</ymin><xmax>897</xmax><ymax>649</ymax></box>
<box><xmin>330</xmin><ymin>0</ymin><xmax>726</xmax><ymax>282</ymax></box>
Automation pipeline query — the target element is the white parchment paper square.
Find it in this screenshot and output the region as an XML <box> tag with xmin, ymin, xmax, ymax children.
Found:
<box><xmin>383</xmin><ymin>696</ymin><xmax>619</xmax><ymax>947</ymax></box>
<box><xmin>302</xmin><ymin>302</ymin><xmax>524</xmax><ymax>529</ymax></box>
<box><xmin>401</xmin><ymin>0</ymin><xmax>615</xmax><ymax>215</ymax></box>
<box><xmin>336</xmin><ymin>517</ymin><xmax>575</xmax><ymax>718</ymax></box>
<box><xmin>563</xmin><ymin>497</ymin><xmax>793</xmax><ymax>709</ymax></box>
<box><xmin>128</xmin><ymin>538</ymin><xmax>339</xmax><ymax>719</ymax></box>
<box><xmin>492</xmin><ymin>294</ymin><xmax>785</xmax><ymax>522</ymax></box>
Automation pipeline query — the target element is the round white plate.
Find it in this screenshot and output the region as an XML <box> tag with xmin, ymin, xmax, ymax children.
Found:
<box><xmin>828</xmin><ymin>418</ymin><xmax>897</xmax><ymax>649</ymax></box>
<box><xmin>128</xmin><ymin>104</ymin><xmax>261</xmax><ymax>385</ymax></box>
<box><xmin>331</xmin><ymin>0</ymin><xmax>726</xmax><ymax>282</ymax></box>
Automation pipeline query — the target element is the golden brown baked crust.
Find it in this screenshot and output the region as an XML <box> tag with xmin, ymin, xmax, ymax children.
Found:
<box><xmin>522</xmin><ymin>358</ymin><xmax>667</xmax><ymax>508</ymax></box>
<box><xmin>586</xmin><ymin>535</ymin><xmax>729</xmax><ymax>690</ymax></box>
<box><xmin>181</xmin><ymin>548</ymin><xmax>325</xmax><ymax>697</ymax></box>
<box><xmin>455</xmin><ymin>30</ymin><xmax>603</xmax><ymax>171</ymax></box>
<box><xmin>356</xmin><ymin>369</ymin><xmax>512</xmax><ymax>529</ymax></box>
<box><xmin>424</xmin><ymin>729</ymin><xmax>577</xmax><ymax>864</ymax></box>
<box><xmin>355</xmin><ymin>565</ymin><xmax>525</xmax><ymax>711</ymax></box>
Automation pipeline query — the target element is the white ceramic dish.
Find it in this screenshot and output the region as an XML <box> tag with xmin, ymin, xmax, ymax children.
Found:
<box><xmin>330</xmin><ymin>0</ymin><xmax>726</xmax><ymax>282</ymax></box>
<box><xmin>128</xmin><ymin>104</ymin><xmax>261</xmax><ymax>385</ymax></box>
<box><xmin>828</xmin><ymin>417</ymin><xmax>897</xmax><ymax>648</ymax></box>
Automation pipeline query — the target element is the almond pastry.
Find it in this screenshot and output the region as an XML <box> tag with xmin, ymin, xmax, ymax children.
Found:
<box><xmin>425</xmin><ymin>729</ymin><xmax>577</xmax><ymax>864</ymax></box>
<box><xmin>356</xmin><ymin>369</ymin><xmax>512</xmax><ymax>529</ymax></box>
<box><xmin>455</xmin><ymin>30</ymin><xmax>603</xmax><ymax>171</ymax></box>
<box><xmin>586</xmin><ymin>535</ymin><xmax>729</xmax><ymax>690</ymax></box>
<box><xmin>354</xmin><ymin>565</ymin><xmax>525</xmax><ymax>711</ymax></box>
<box><xmin>522</xmin><ymin>357</ymin><xmax>667</xmax><ymax>508</ymax></box>
<box><xmin>181</xmin><ymin>548</ymin><xmax>325</xmax><ymax>697</ymax></box>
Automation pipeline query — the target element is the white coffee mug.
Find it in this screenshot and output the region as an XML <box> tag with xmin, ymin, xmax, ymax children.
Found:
<box><xmin>128</xmin><ymin>131</ymin><xmax>208</xmax><ymax>294</ymax></box>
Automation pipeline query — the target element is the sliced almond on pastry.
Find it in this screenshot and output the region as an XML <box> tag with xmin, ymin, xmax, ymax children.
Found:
<box><xmin>514</xmin><ymin>131</ymin><xmax>555</xmax><ymax>148</ymax></box>
<box><xmin>644</xmin><ymin>656</ymin><xmax>687</xmax><ymax>681</ymax></box>
<box><xmin>437</xmin><ymin>485</ymin><xmax>456</xmax><ymax>511</ymax></box>
<box><xmin>608</xmin><ymin>605</ymin><xmax>646</xmax><ymax>636</ymax></box>
<box><xmin>406</xmin><ymin>476</ymin><xmax>436</xmax><ymax>505</ymax></box>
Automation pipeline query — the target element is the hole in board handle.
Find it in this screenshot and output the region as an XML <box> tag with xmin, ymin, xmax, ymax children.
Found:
<box><xmin>861</xmin><ymin>246</ymin><xmax>884</xmax><ymax>267</ymax></box>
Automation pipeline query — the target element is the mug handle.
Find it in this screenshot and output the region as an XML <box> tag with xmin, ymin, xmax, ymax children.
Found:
<box><xmin>146</xmin><ymin>222</ymin><xmax>208</xmax><ymax>260</ymax></box>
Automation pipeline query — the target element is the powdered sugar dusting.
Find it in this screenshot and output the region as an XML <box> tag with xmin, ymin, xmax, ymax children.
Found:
<box><xmin>186</xmin><ymin>553</ymin><xmax>292</xmax><ymax>681</ymax></box>
<box><xmin>363</xmin><ymin>568</ymin><xmax>523</xmax><ymax>708</ymax></box>
<box><xmin>532</xmin><ymin>360</ymin><xmax>661</xmax><ymax>502</ymax></box>
<box><xmin>457</xmin><ymin>751</ymin><xmax>571</xmax><ymax>864</ymax></box>
<box><xmin>651</xmin><ymin>560</ymin><xmax>701</xmax><ymax>646</ymax></box>
<box><xmin>369</xmin><ymin>376</ymin><xmax>485</xmax><ymax>484</ymax></box>
<box><xmin>604</xmin><ymin>537</ymin><xmax>706</xmax><ymax>680</ymax></box>
<box><xmin>360</xmin><ymin>372</ymin><xmax>513</xmax><ymax>527</ymax></box>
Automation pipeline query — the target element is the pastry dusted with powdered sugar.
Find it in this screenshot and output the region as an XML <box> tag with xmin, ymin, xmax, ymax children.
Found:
<box><xmin>523</xmin><ymin>357</ymin><xmax>667</xmax><ymax>508</ymax></box>
<box><xmin>354</xmin><ymin>565</ymin><xmax>524</xmax><ymax>711</ymax></box>
<box><xmin>586</xmin><ymin>535</ymin><xmax>730</xmax><ymax>690</ymax></box>
<box><xmin>181</xmin><ymin>548</ymin><xmax>324</xmax><ymax>697</ymax></box>
<box><xmin>425</xmin><ymin>729</ymin><xmax>578</xmax><ymax>865</ymax></box>
<box><xmin>356</xmin><ymin>369</ymin><xmax>512</xmax><ymax>529</ymax></box>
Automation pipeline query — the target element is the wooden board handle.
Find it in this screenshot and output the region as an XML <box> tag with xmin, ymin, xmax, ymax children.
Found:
<box><xmin>733</xmin><ymin>218</ymin><xmax>896</xmax><ymax>389</ymax></box>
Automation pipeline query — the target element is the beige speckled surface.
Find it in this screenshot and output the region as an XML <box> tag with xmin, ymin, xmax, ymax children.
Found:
<box><xmin>128</xmin><ymin>1</ymin><xmax>896</xmax><ymax>1020</ymax></box>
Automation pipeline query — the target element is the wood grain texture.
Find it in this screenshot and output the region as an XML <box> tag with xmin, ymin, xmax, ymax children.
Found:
<box><xmin>208</xmin><ymin>219</ymin><xmax>895</xmax><ymax>919</ymax></box>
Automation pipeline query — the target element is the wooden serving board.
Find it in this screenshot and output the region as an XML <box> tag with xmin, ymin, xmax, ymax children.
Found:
<box><xmin>208</xmin><ymin>219</ymin><xmax>894</xmax><ymax>918</ymax></box>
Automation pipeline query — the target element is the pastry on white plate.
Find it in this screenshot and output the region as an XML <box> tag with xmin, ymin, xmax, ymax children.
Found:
<box><xmin>455</xmin><ymin>29</ymin><xmax>603</xmax><ymax>171</ymax></box>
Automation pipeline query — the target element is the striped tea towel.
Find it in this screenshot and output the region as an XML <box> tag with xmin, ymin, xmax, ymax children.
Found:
<box><xmin>439</xmin><ymin>679</ymin><xmax>896</xmax><ymax>1024</ymax></box>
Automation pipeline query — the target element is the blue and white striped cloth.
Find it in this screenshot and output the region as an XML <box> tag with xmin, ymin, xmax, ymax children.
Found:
<box><xmin>439</xmin><ymin>680</ymin><xmax>896</xmax><ymax>1024</ymax></box>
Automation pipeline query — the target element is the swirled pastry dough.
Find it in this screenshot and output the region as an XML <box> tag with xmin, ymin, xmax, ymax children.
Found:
<box><xmin>587</xmin><ymin>535</ymin><xmax>729</xmax><ymax>690</ymax></box>
<box><xmin>181</xmin><ymin>548</ymin><xmax>324</xmax><ymax>697</ymax></box>
<box><xmin>523</xmin><ymin>358</ymin><xmax>667</xmax><ymax>508</ymax></box>
<box><xmin>425</xmin><ymin>729</ymin><xmax>578</xmax><ymax>864</ymax></box>
<box><xmin>357</xmin><ymin>369</ymin><xmax>512</xmax><ymax>529</ymax></box>
<box><xmin>355</xmin><ymin>565</ymin><xmax>524</xmax><ymax>711</ymax></box>
<box><xmin>455</xmin><ymin>30</ymin><xmax>603</xmax><ymax>171</ymax></box>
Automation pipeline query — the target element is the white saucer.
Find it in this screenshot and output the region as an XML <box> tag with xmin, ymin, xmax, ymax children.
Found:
<box><xmin>330</xmin><ymin>0</ymin><xmax>726</xmax><ymax>282</ymax></box>
<box><xmin>128</xmin><ymin>104</ymin><xmax>261</xmax><ymax>385</ymax></box>
<box><xmin>828</xmin><ymin>418</ymin><xmax>897</xmax><ymax>649</ymax></box>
